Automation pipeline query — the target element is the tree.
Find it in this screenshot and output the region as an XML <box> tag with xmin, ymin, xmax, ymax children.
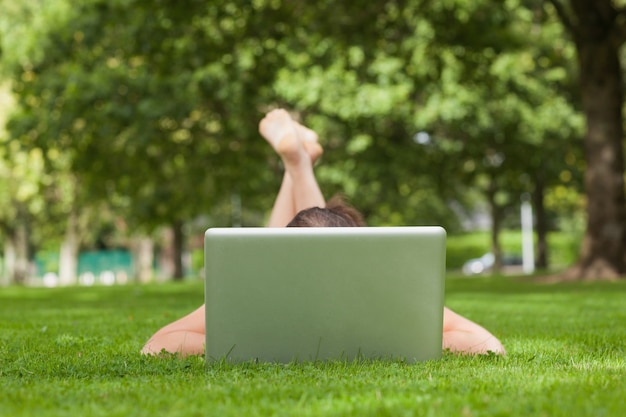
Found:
<box><xmin>0</xmin><ymin>140</ymin><xmax>46</xmax><ymax>284</ymax></box>
<box><xmin>274</xmin><ymin>0</ymin><xmax>583</xmax><ymax>272</ymax></box>
<box><xmin>547</xmin><ymin>0</ymin><xmax>626</xmax><ymax>280</ymax></box>
<box><xmin>1</xmin><ymin>0</ymin><xmax>109</xmax><ymax>285</ymax></box>
<box><xmin>5</xmin><ymin>0</ymin><xmax>299</xmax><ymax>279</ymax></box>
<box><xmin>2</xmin><ymin>0</ymin><xmax>597</xmax><ymax>283</ymax></box>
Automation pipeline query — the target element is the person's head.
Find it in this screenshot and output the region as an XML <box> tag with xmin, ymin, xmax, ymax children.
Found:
<box><xmin>286</xmin><ymin>195</ymin><xmax>366</xmax><ymax>227</ymax></box>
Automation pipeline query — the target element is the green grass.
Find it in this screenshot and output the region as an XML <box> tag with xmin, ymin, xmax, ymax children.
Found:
<box><xmin>446</xmin><ymin>230</ymin><xmax>582</xmax><ymax>270</ymax></box>
<box><xmin>1</xmin><ymin>277</ymin><xmax>624</xmax><ymax>417</ymax></box>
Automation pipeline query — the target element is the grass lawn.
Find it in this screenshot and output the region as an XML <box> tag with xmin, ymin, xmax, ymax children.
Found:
<box><xmin>445</xmin><ymin>230</ymin><xmax>582</xmax><ymax>270</ymax></box>
<box><xmin>1</xmin><ymin>276</ymin><xmax>625</xmax><ymax>417</ymax></box>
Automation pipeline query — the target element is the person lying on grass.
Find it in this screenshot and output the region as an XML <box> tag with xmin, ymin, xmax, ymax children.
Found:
<box><xmin>142</xmin><ymin>109</ymin><xmax>506</xmax><ymax>357</ymax></box>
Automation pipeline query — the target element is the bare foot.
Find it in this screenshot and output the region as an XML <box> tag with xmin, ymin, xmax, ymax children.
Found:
<box><xmin>259</xmin><ymin>109</ymin><xmax>308</xmax><ymax>166</ymax></box>
<box><xmin>293</xmin><ymin>121</ymin><xmax>323</xmax><ymax>163</ymax></box>
<box><xmin>259</xmin><ymin>109</ymin><xmax>295</xmax><ymax>148</ymax></box>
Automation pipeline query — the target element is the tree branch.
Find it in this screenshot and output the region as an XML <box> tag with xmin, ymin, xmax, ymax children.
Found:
<box><xmin>546</xmin><ymin>0</ymin><xmax>576</xmax><ymax>36</ymax></box>
<box><xmin>613</xmin><ymin>6</ymin><xmax>626</xmax><ymax>46</ymax></box>
<box><xmin>0</xmin><ymin>219</ymin><xmax>13</xmax><ymax>236</ymax></box>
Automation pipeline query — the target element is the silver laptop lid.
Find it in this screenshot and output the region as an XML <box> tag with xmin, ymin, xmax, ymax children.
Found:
<box><xmin>205</xmin><ymin>226</ymin><xmax>446</xmax><ymax>363</ymax></box>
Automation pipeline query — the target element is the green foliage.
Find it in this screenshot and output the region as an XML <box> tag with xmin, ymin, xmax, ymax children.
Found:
<box><xmin>4</xmin><ymin>0</ymin><xmax>297</xmax><ymax>231</ymax></box>
<box><xmin>270</xmin><ymin>0</ymin><xmax>583</xmax><ymax>230</ymax></box>
<box><xmin>0</xmin><ymin>0</ymin><xmax>588</xmax><ymax>268</ymax></box>
<box><xmin>1</xmin><ymin>278</ymin><xmax>625</xmax><ymax>416</ymax></box>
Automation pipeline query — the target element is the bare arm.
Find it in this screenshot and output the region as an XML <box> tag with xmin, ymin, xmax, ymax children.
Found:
<box><xmin>442</xmin><ymin>307</ymin><xmax>506</xmax><ymax>355</ymax></box>
<box><xmin>141</xmin><ymin>305</ymin><xmax>206</xmax><ymax>356</ymax></box>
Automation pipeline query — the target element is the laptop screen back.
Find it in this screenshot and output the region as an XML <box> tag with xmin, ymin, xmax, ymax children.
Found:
<box><xmin>204</xmin><ymin>226</ymin><xmax>446</xmax><ymax>363</ymax></box>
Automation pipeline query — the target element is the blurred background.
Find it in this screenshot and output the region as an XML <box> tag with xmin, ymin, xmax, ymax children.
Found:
<box><xmin>1</xmin><ymin>0</ymin><xmax>624</xmax><ymax>286</ymax></box>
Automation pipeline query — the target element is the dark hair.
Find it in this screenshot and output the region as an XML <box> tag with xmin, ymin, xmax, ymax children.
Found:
<box><xmin>287</xmin><ymin>195</ymin><xmax>366</xmax><ymax>227</ymax></box>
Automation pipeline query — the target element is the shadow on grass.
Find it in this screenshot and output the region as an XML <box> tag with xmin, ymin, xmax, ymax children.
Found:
<box><xmin>445</xmin><ymin>274</ymin><xmax>626</xmax><ymax>295</ymax></box>
<box><xmin>0</xmin><ymin>280</ymin><xmax>205</xmax><ymax>311</ymax></box>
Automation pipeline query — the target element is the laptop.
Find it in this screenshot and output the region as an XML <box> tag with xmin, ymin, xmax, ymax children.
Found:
<box><xmin>204</xmin><ymin>226</ymin><xmax>446</xmax><ymax>363</ymax></box>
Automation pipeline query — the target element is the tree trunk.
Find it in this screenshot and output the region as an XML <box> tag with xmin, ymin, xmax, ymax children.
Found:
<box><xmin>58</xmin><ymin>210</ymin><xmax>79</xmax><ymax>285</ymax></box>
<box><xmin>172</xmin><ymin>220</ymin><xmax>185</xmax><ymax>280</ymax></box>
<box><xmin>533</xmin><ymin>179</ymin><xmax>549</xmax><ymax>270</ymax></box>
<box><xmin>9</xmin><ymin>221</ymin><xmax>30</xmax><ymax>285</ymax></box>
<box><xmin>486</xmin><ymin>179</ymin><xmax>502</xmax><ymax>274</ymax></box>
<box><xmin>3</xmin><ymin>238</ymin><xmax>16</xmax><ymax>286</ymax></box>
<box><xmin>158</xmin><ymin>222</ymin><xmax>185</xmax><ymax>281</ymax></box>
<box><xmin>158</xmin><ymin>227</ymin><xmax>175</xmax><ymax>280</ymax></box>
<box><xmin>132</xmin><ymin>236</ymin><xmax>154</xmax><ymax>283</ymax></box>
<box><xmin>560</xmin><ymin>0</ymin><xmax>626</xmax><ymax>280</ymax></box>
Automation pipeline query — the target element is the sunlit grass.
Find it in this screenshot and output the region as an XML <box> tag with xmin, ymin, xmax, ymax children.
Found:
<box><xmin>446</xmin><ymin>230</ymin><xmax>582</xmax><ymax>270</ymax></box>
<box><xmin>1</xmin><ymin>276</ymin><xmax>624</xmax><ymax>417</ymax></box>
